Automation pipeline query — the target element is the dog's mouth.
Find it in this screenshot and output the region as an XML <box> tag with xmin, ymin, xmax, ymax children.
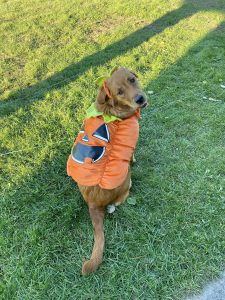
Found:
<box><xmin>139</xmin><ymin>101</ymin><xmax>148</xmax><ymax>109</ymax></box>
<box><xmin>134</xmin><ymin>94</ymin><xmax>148</xmax><ymax>109</ymax></box>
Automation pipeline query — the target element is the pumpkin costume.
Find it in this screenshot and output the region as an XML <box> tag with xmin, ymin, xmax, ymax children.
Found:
<box><xmin>67</xmin><ymin>104</ymin><xmax>140</xmax><ymax>190</ymax></box>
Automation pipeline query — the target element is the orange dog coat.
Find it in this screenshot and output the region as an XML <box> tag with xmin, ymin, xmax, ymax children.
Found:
<box><xmin>67</xmin><ymin>106</ymin><xmax>139</xmax><ymax>190</ymax></box>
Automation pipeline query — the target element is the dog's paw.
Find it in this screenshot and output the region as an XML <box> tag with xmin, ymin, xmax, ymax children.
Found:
<box><xmin>107</xmin><ymin>204</ymin><xmax>116</xmax><ymax>214</ymax></box>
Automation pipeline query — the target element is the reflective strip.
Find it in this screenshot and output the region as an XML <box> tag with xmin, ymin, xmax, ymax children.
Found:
<box><xmin>93</xmin><ymin>147</ymin><xmax>105</xmax><ymax>163</ymax></box>
<box><xmin>71</xmin><ymin>143</ymin><xmax>106</xmax><ymax>164</ymax></box>
<box><xmin>92</xmin><ymin>133</ymin><xmax>108</xmax><ymax>142</ymax></box>
<box><xmin>82</xmin><ymin>134</ymin><xmax>89</xmax><ymax>142</ymax></box>
<box><xmin>71</xmin><ymin>155</ymin><xmax>84</xmax><ymax>164</ymax></box>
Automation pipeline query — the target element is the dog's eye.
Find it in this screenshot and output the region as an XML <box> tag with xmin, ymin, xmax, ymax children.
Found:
<box><xmin>117</xmin><ymin>88</ymin><xmax>124</xmax><ymax>95</ymax></box>
<box><xmin>128</xmin><ymin>77</ymin><xmax>135</xmax><ymax>84</ymax></box>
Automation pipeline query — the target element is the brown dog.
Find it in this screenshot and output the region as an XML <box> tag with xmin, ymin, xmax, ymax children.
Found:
<box><xmin>67</xmin><ymin>67</ymin><xmax>147</xmax><ymax>275</ymax></box>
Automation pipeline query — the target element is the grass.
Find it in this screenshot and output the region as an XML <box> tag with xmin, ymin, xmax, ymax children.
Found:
<box><xmin>1</xmin><ymin>0</ymin><xmax>225</xmax><ymax>299</ymax></box>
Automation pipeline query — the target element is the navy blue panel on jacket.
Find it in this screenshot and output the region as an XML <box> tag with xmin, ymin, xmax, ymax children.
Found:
<box><xmin>71</xmin><ymin>143</ymin><xmax>105</xmax><ymax>164</ymax></box>
<box><xmin>92</xmin><ymin>124</ymin><xmax>110</xmax><ymax>142</ymax></box>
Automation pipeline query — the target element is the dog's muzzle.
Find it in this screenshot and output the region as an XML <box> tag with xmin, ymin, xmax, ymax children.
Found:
<box><xmin>134</xmin><ymin>94</ymin><xmax>147</xmax><ymax>108</ymax></box>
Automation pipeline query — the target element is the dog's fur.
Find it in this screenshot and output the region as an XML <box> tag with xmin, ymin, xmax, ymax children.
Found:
<box><xmin>78</xmin><ymin>67</ymin><xmax>147</xmax><ymax>275</ymax></box>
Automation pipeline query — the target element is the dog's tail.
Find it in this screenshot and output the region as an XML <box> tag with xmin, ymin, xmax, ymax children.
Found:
<box><xmin>82</xmin><ymin>206</ymin><xmax>105</xmax><ymax>275</ymax></box>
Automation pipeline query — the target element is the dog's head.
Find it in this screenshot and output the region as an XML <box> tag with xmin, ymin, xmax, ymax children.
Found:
<box><xmin>95</xmin><ymin>67</ymin><xmax>148</xmax><ymax>118</ymax></box>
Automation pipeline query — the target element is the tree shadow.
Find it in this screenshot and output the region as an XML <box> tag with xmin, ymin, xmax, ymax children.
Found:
<box><xmin>1</xmin><ymin>0</ymin><xmax>224</xmax><ymax>117</ymax></box>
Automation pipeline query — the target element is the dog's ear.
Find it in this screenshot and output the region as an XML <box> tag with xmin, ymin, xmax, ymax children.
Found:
<box><xmin>96</xmin><ymin>81</ymin><xmax>112</xmax><ymax>104</ymax></box>
<box><xmin>131</xmin><ymin>71</ymin><xmax>138</xmax><ymax>78</ymax></box>
<box><xmin>96</xmin><ymin>86</ymin><xmax>109</xmax><ymax>104</ymax></box>
<box><xmin>110</xmin><ymin>66</ymin><xmax>120</xmax><ymax>75</ymax></box>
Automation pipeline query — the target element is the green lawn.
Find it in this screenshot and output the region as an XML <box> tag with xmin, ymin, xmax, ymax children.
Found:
<box><xmin>1</xmin><ymin>0</ymin><xmax>225</xmax><ymax>299</ymax></box>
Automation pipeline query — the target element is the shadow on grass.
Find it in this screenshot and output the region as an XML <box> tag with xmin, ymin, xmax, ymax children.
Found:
<box><xmin>1</xmin><ymin>0</ymin><xmax>224</xmax><ymax>118</ymax></box>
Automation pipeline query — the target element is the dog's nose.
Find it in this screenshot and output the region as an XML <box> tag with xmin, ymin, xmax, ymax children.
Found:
<box><xmin>134</xmin><ymin>94</ymin><xmax>145</xmax><ymax>105</ymax></box>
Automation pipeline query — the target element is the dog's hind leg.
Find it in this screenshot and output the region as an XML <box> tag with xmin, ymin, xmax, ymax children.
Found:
<box><xmin>82</xmin><ymin>206</ymin><xmax>105</xmax><ymax>275</ymax></box>
<box><xmin>114</xmin><ymin>189</ymin><xmax>130</xmax><ymax>207</ymax></box>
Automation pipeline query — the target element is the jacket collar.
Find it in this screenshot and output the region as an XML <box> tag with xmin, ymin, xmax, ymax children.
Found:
<box><xmin>86</xmin><ymin>103</ymin><xmax>141</xmax><ymax>123</ymax></box>
<box><xmin>86</xmin><ymin>103</ymin><xmax>121</xmax><ymax>123</ymax></box>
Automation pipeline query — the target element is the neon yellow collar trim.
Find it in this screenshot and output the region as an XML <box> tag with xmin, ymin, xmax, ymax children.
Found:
<box><xmin>86</xmin><ymin>103</ymin><xmax>121</xmax><ymax>123</ymax></box>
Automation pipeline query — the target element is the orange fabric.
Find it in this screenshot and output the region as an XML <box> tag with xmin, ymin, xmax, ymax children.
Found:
<box><xmin>67</xmin><ymin>114</ymin><xmax>139</xmax><ymax>189</ymax></box>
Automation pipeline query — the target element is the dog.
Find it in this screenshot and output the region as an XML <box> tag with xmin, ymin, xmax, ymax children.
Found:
<box><xmin>67</xmin><ymin>67</ymin><xmax>147</xmax><ymax>275</ymax></box>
